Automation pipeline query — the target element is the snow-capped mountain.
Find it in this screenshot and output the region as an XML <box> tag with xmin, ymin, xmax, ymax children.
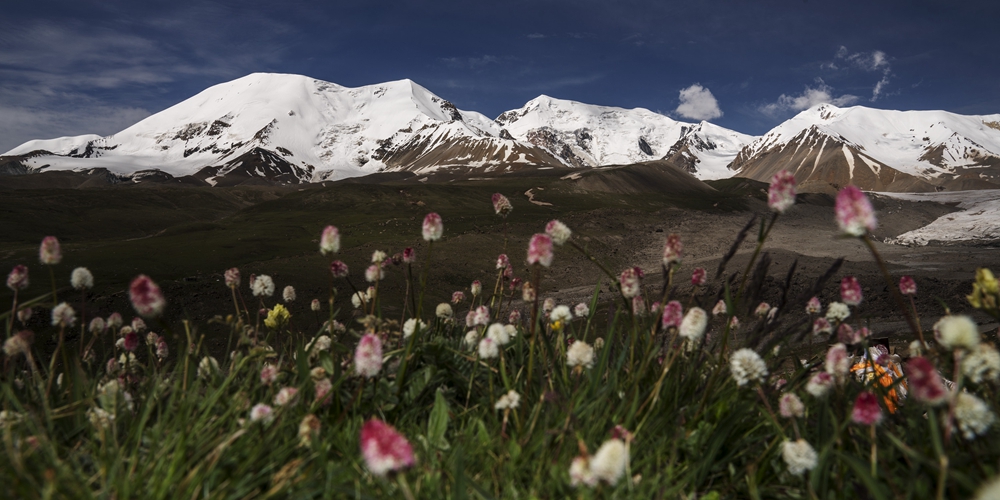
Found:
<box><xmin>730</xmin><ymin>104</ymin><xmax>1000</xmax><ymax>192</ymax></box>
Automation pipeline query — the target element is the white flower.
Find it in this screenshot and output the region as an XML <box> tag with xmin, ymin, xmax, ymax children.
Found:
<box><xmin>351</xmin><ymin>290</ymin><xmax>370</xmax><ymax>309</ymax></box>
<box><xmin>71</xmin><ymin>267</ymin><xmax>94</xmax><ymax>290</ymax></box>
<box><xmin>963</xmin><ymin>343</ymin><xmax>1000</xmax><ymax>384</ymax></box>
<box><xmin>779</xmin><ymin>393</ymin><xmax>805</xmax><ymax>418</ymax></box>
<box><xmin>567</xmin><ymin>341</ymin><xmax>595</xmax><ymax>369</ymax></box>
<box><xmin>486</xmin><ymin>323</ymin><xmax>510</xmax><ymax>345</ymax></box>
<box><xmin>825</xmin><ymin>302</ymin><xmax>850</xmax><ymax>322</ymax></box>
<box><xmin>371</xmin><ymin>250</ymin><xmax>387</xmax><ymax>264</ymax></box>
<box><xmin>252</xmin><ymin>275</ymin><xmax>275</xmax><ymax>297</ymax></box>
<box><xmin>403</xmin><ymin>318</ymin><xmax>427</xmax><ymax>339</ymax></box>
<box><xmin>730</xmin><ymin>348</ymin><xmax>767</xmax><ymax>387</ymax></box>
<box><xmin>550</xmin><ymin>305</ymin><xmax>573</xmax><ymax>324</ymax></box>
<box><xmin>87</xmin><ymin>407</ymin><xmax>115</xmax><ymax>430</ymax></box>
<box><xmin>937</xmin><ymin>315</ymin><xmax>980</xmax><ymax>350</ymax></box>
<box><xmin>249</xmin><ymin>403</ymin><xmax>275</xmax><ymax>425</ymax></box>
<box><xmin>494</xmin><ymin>390</ymin><xmax>521</xmax><ymax>410</ymax></box>
<box><xmin>574</xmin><ymin>303</ymin><xmax>590</xmax><ymax>318</ymax></box>
<box><xmin>546</xmin><ymin>220</ymin><xmax>572</xmax><ymax>246</ymax></box>
<box><xmin>569</xmin><ymin>456</ymin><xmax>597</xmax><ymax>488</ymax></box>
<box><xmin>589</xmin><ymin>439</ymin><xmax>628</xmax><ymax>485</ymax></box>
<box><xmin>955</xmin><ymin>392</ymin><xmax>995</xmax><ymax>440</ymax></box>
<box><xmin>464</xmin><ymin>330</ymin><xmax>480</xmax><ymax>349</ymax></box>
<box><xmin>909</xmin><ymin>340</ymin><xmax>924</xmax><ymax>356</ymax></box>
<box><xmin>781</xmin><ymin>439</ymin><xmax>818</xmax><ymax>475</ymax></box>
<box><xmin>308</xmin><ymin>335</ymin><xmax>332</xmax><ymax>354</ymax></box>
<box><xmin>975</xmin><ymin>476</ymin><xmax>1000</xmax><ymax>500</ymax></box>
<box><xmin>678</xmin><ymin>307</ymin><xmax>708</xmax><ymax>343</ymax></box>
<box><xmin>364</xmin><ymin>264</ymin><xmax>385</xmax><ymax>283</ymax></box>
<box><xmin>274</xmin><ymin>387</ymin><xmax>299</xmax><ymax>407</ymax></box>
<box><xmin>712</xmin><ymin>299</ymin><xmax>727</xmax><ymax>316</ymax></box>
<box><xmin>504</xmin><ymin>324</ymin><xmax>518</xmax><ymax>339</ymax></box>
<box><xmin>435</xmin><ymin>303</ymin><xmax>453</xmax><ymax>319</ymax></box>
<box><xmin>282</xmin><ymin>286</ymin><xmax>296</xmax><ymax>303</ymax></box>
<box><xmin>197</xmin><ymin>356</ymin><xmax>220</xmax><ymax>379</ymax></box>
<box><xmin>806</xmin><ymin>372</ymin><xmax>834</xmax><ymax>397</ymax></box>
<box><xmin>51</xmin><ymin>302</ymin><xmax>76</xmax><ymax>327</ymax></box>
<box><xmin>478</xmin><ymin>337</ymin><xmax>499</xmax><ymax>359</ymax></box>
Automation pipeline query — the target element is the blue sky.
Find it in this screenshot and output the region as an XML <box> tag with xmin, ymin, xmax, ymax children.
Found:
<box><xmin>2</xmin><ymin>0</ymin><xmax>998</xmax><ymax>153</ymax></box>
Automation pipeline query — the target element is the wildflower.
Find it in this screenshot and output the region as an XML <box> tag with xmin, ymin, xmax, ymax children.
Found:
<box><xmin>806</xmin><ymin>296</ymin><xmax>822</xmax><ymax>314</ymax></box>
<box><xmin>310</xmin><ymin>299</ymin><xmax>321</xmax><ymax>312</ymax></box>
<box><xmin>123</xmin><ymin>331</ymin><xmax>139</xmax><ymax>352</ymax></box>
<box><xmin>936</xmin><ymin>315</ymin><xmax>980</xmax><ymax>350</ymax></box>
<box><xmin>730</xmin><ymin>348</ymin><xmax>768</xmax><ymax>386</ymax></box>
<box><xmin>495</xmin><ymin>390</ymin><xmax>521</xmax><ymax>410</ymax></box>
<box><xmin>691</xmin><ymin>267</ymin><xmax>707</xmax><ymax>286</ymax></box>
<box><xmin>6</xmin><ymin>265</ymin><xmax>28</xmax><ymax>291</ymax></box>
<box><xmin>569</xmin><ymin>456</ymin><xmax>597</xmax><ymax>488</ymax></box>
<box><xmin>308</xmin><ymin>335</ymin><xmax>332</xmax><ymax>354</ymax></box>
<box><xmin>712</xmin><ymin>299</ymin><xmax>727</xmax><ymax>316</ymax></box>
<box><xmin>128</xmin><ymin>275</ymin><xmax>165</xmax><ymax>318</ymax></box>
<box><xmin>71</xmin><ymin>267</ymin><xmax>94</xmax><ymax>290</ymax></box>
<box><xmin>968</xmin><ymin>267</ymin><xmax>1000</xmax><ymax>310</ymax></box>
<box><xmin>527</xmin><ymin>233</ymin><xmax>554</xmax><ymax>267</ymax></box>
<box><xmin>905</xmin><ymin>357</ymin><xmax>947</xmax><ymax>405</ymax></box>
<box><xmin>330</xmin><ymin>260</ymin><xmax>349</xmax><ymax>278</ymax></box>
<box><xmin>590</xmin><ymin>439</ymin><xmax>628</xmax><ymax>485</ymax></box>
<box><xmin>274</xmin><ymin>387</ymin><xmax>299</xmax><ymax>407</ymax></box>
<box><xmin>107</xmin><ymin>312</ymin><xmax>123</xmax><ymax>330</ymax></box>
<box><xmin>471</xmin><ymin>280</ymin><xmax>482</xmax><ymax>297</ymax></box>
<box><xmin>131</xmin><ymin>317</ymin><xmax>146</xmax><ymax>332</ymax></box>
<box><xmin>353</xmin><ymin>333</ymin><xmax>383</xmax><ymax>378</ymax></box>
<box><xmin>768</xmin><ymin>170</ymin><xmax>797</xmax><ymax>213</ymax></box>
<box><xmin>39</xmin><ymin>236</ymin><xmax>61</xmax><ymax>265</ymax></box>
<box><xmin>825</xmin><ymin>343</ymin><xmax>850</xmax><ymax>378</ymax></box>
<box><xmin>505</xmin><ymin>324</ymin><xmax>517</xmax><ymax>338</ymax></box>
<box><xmin>403</xmin><ymin>318</ymin><xmax>426</xmax><ymax>339</ymax></box>
<box><xmin>594</xmin><ymin>338</ymin><xmax>605</xmax><ymax>350</ymax></box>
<box><xmin>496</xmin><ymin>253</ymin><xmax>510</xmax><ymax>270</ymax></box>
<box><xmin>630</xmin><ymin>296</ymin><xmax>645</xmax><ymax>315</ymax></box>
<box><xmin>478</xmin><ymin>337</ymin><xmax>499</xmax><ymax>359</ymax></box>
<box><xmin>729</xmin><ymin>316</ymin><xmax>740</xmax><ymax>331</ymax></box>
<box><xmin>464</xmin><ymin>330</ymin><xmax>480</xmax><ymax>349</ymax></box>
<box><xmin>435</xmin><ymin>303</ymin><xmax>453</xmax><ymax>319</ymax></box>
<box><xmin>487</xmin><ymin>323</ymin><xmax>511</xmax><ymax>345</ymax></box>
<box><xmin>542</xmin><ymin>298</ymin><xmax>555</xmax><ymax>314</ymax></box>
<box><xmin>264</xmin><ymin>304</ymin><xmax>291</xmax><ymax>329</ymax></box>
<box><xmin>47</xmin><ymin>303</ymin><xmax>76</xmax><ymax>329</ymax></box>
<box><xmin>567</xmin><ymin>341</ymin><xmax>595</xmax><ymax>369</ymax></box>
<box><xmin>198</xmin><ymin>356</ymin><xmax>219</xmax><ymax>379</ymax></box>
<box><xmin>508</xmin><ymin>309</ymin><xmax>521</xmax><ymax>324</ymax></box>
<box><xmin>402</xmin><ymin>247</ymin><xmax>416</xmax><ymax>263</ymax></box>
<box><xmin>573</xmin><ymin>303</ymin><xmax>590</xmax><ymax>318</ymax></box>
<box><xmin>545</xmin><ymin>220</ymin><xmax>572</xmax><ymax>245</ymax></box>
<box><xmin>521</xmin><ymin>282</ymin><xmax>536</xmax><ymax>302</ymax></box>
<box><xmin>351</xmin><ymin>290</ymin><xmax>369</xmax><ymax>309</ymax></box>
<box><xmin>320</xmin><ymin>226</ymin><xmax>340</xmax><ymax>255</ymax></box>
<box><xmin>451</xmin><ymin>291</ymin><xmax>465</xmax><ymax>304</ymax></box>
<box><xmin>837</xmin><ymin>323</ymin><xmax>860</xmax><ymax>345</ymax></box>
<box><xmin>955</xmin><ymin>393</ymin><xmax>995</xmax><ymax>440</ymax></box>
<box><xmin>835</xmin><ymin>185</ymin><xmax>877</xmax><ymax>236</ymax></box>
<box><xmin>840</xmin><ymin>276</ymin><xmax>863</xmax><ymax>306</ymax></box>
<box><xmin>367</xmin><ymin>250</ymin><xmax>386</xmax><ymax>265</ymax></box>
<box><xmin>781</xmin><ymin>439</ymin><xmax>818</xmax><ymax>475</ymax></box>
<box><xmin>825</xmin><ymin>302</ymin><xmax>850</xmax><ymax>322</ymax></box>
<box><xmin>155</xmin><ymin>337</ymin><xmax>168</xmax><ymax>359</ymax></box>
<box><xmin>365</xmin><ymin>264</ymin><xmax>385</xmax><ymax>283</ymax></box>
<box><xmin>806</xmin><ymin>372</ymin><xmax>834</xmax><ymax>397</ymax></box>
<box><xmin>17</xmin><ymin>307</ymin><xmax>31</xmax><ymax>323</ymax></box>
<box><xmin>754</xmin><ymin>302</ymin><xmax>771</xmax><ymax>317</ymax></box>
<box><xmin>679</xmin><ymin>307</ymin><xmax>708</xmax><ymax>344</ymax></box>
<box><xmin>260</xmin><ymin>364</ymin><xmax>278</xmax><ymax>385</ymax></box>
<box><xmin>360</xmin><ymin>418</ymin><xmax>416</xmax><ymax>476</ymax></box>
<box><xmin>779</xmin><ymin>393</ymin><xmax>805</xmax><ymax>418</ymax></box>
<box><xmin>249</xmin><ymin>403</ymin><xmax>275</xmax><ymax>425</ymax></box>
<box><xmin>550</xmin><ymin>305</ymin><xmax>572</xmax><ymax>325</ymax></box>
<box><xmin>851</xmin><ymin>392</ymin><xmax>883</xmax><ymax>425</ymax></box>
<box><xmin>224</xmin><ymin>267</ymin><xmax>240</xmax><ymax>288</ymax></box>
<box><xmin>3</xmin><ymin>331</ymin><xmax>32</xmax><ymax>358</ymax></box>
<box><xmin>314</xmin><ymin>377</ymin><xmax>333</xmax><ymax>405</ymax></box>
<box><xmin>299</xmin><ymin>414</ymin><xmax>321</xmax><ymax>447</ymax></box>
<box><xmin>87</xmin><ymin>407</ymin><xmax>115</xmax><ymax>430</ymax></box>
<box><xmin>473</xmin><ymin>305</ymin><xmax>491</xmax><ymax>326</ymax></box>
<box><xmin>422</xmin><ymin>212</ymin><xmax>443</xmax><ymax>241</ymax></box>
<box><xmin>618</xmin><ymin>267</ymin><xmax>643</xmax><ymax>298</ymax></box>
<box><xmin>492</xmin><ymin>193</ymin><xmax>513</xmax><ymax>215</ymax></box>
<box><xmin>279</xmin><ymin>285</ymin><xmax>296</xmax><ymax>303</ymax></box>
<box><xmin>974</xmin><ymin>475</ymin><xmax>1000</xmax><ymax>500</ymax></box>
<box><xmin>963</xmin><ymin>343</ymin><xmax>1000</xmax><ymax>384</ymax></box>
<box><xmin>899</xmin><ymin>276</ymin><xmax>917</xmax><ymax>295</ymax></box>
<box><xmin>662</xmin><ymin>234</ymin><xmax>682</xmax><ymax>266</ymax></box>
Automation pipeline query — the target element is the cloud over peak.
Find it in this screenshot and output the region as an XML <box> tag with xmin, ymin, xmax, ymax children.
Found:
<box><xmin>674</xmin><ymin>84</ymin><xmax>722</xmax><ymax>121</ymax></box>
<box><xmin>758</xmin><ymin>80</ymin><xmax>859</xmax><ymax>117</ymax></box>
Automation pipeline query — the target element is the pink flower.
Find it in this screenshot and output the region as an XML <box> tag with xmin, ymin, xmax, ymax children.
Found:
<box><xmin>451</xmin><ymin>291</ymin><xmax>465</xmax><ymax>304</ymax></box>
<box><xmin>618</xmin><ymin>267</ymin><xmax>643</xmax><ymax>299</ymax></box>
<box><xmin>260</xmin><ymin>364</ymin><xmax>279</xmax><ymax>385</ymax></box>
<box><xmin>825</xmin><ymin>343</ymin><xmax>850</xmax><ymax>378</ymax></box>
<box><xmin>508</xmin><ymin>309</ymin><xmax>522</xmax><ymax>324</ymax></box>
<box><xmin>527</xmin><ymin>233</ymin><xmax>554</xmax><ymax>267</ymax></box>
<box><xmin>899</xmin><ymin>276</ymin><xmax>917</xmax><ymax>296</ymax></box>
<box><xmin>365</xmin><ymin>264</ymin><xmax>384</xmax><ymax>283</ymax></box>
<box><xmin>123</xmin><ymin>331</ymin><xmax>139</xmax><ymax>352</ymax></box>
<box><xmin>320</xmin><ymin>225</ymin><xmax>340</xmax><ymax>255</ymax></box>
<box><xmin>906</xmin><ymin>357</ymin><xmax>948</xmax><ymax>405</ymax></box>
<box><xmin>779</xmin><ymin>393</ymin><xmax>805</xmax><ymax>418</ymax></box>
<box><xmin>840</xmin><ymin>276</ymin><xmax>863</xmax><ymax>306</ymax></box>
<box><xmin>354</xmin><ymin>333</ymin><xmax>383</xmax><ymax>378</ymax></box>
<box><xmin>329</xmin><ymin>260</ymin><xmax>349</xmax><ymax>278</ymax></box>
<box><xmin>805</xmin><ymin>296</ymin><xmax>821</xmax><ymax>314</ymax></box>
<box><xmin>851</xmin><ymin>392</ymin><xmax>883</xmax><ymax>425</ymax></box>
<box><xmin>691</xmin><ymin>267</ymin><xmax>707</xmax><ymax>286</ymax></box>
<box><xmin>712</xmin><ymin>299</ymin><xmax>727</xmax><ymax>316</ymax></box>
<box><xmin>471</xmin><ymin>305</ymin><xmax>490</xmax><ymax>326</ymax></box>
<box><xmin>107</xmin><ymin>312</ymin><xmax>123</xmax><ymax>329</ymax></box>
<box><xmin>768</xmin><ymin>170</ymin><xmax>797</xmax><ymax>213</ymax></box>
<box><xmin>662</xmin><ymin>234</ymin><xmax>683</xmax><ymax>266</ymax></box>
<box><xmin>274</xmin><ymin>387</ymin><xmax>300</xmax><ymax>407</ymax></box>
<box><xmin>155</xmin><ymin>337</ymin><xmax>169</xmax><ymax>359</ymax></box>
<box><xmin>402</xmin><ymin>247</ymin><xmax>416</xmax><ymax>263</ymax></box>
<box><xmin>471</xmin><ymin>280</ymin><xmax>482</xmax><ymax>296</ymax></box>
<box><xmin>224</xmin><ymin>268</ymin><xmax>240</xmax><ymax>288</ymax></box>
<box><xmin>521</xmin><ymin>282</ymin><xmax>535</xmax><ymax>301</ymax></box>
<box><xmin>545</xmin><ymin>220</ymin><xmax>572</xmax><ymax>245</ymax></box>
<box><xmin>422</xmin><ymin>213</ymin><xmax>443</xmax><ymax>241</ymax></box>
<box><xmin>754</xmin><ymin>302</ymin><xmax>771</xmax><ymax>317</ymax></box>
<box><xmin>837</xmin><ymin>323</ymin><xmax>860</xmax><ymax>344</ymax></box>
<box><xmin>360</xmin><ymin>418</ymin><xmax>416</xmax><ymax>476</ymax></box>
<box><xmin>813</xmin><ymin>317</ymin><xmax>832</xmax><ymax>335</ymax></box>
<box><xmin>314</xmin><ymin>378</ymin><xmax>333</xmax><ymax>406</ymax></box>
<box><xmin>131</xmin><ymin>318</ymin><xmax>146</xmax><ymax>332</ymax></box>
<box><xmin>496</xmin><ymin>254</ymin><xmax>510</xmax><ymax>270</ymax></box>
<box><xmin>6</xmin><ymin>265</ymin><xmax>28</xmax><ymax>291</ymax></box>
<box><xmin>129</xmin><ymin>275</ymin><xmax>165</xmax><ymax>318</ymax></box>
<box><xmin>39</xmin><ymin>236</ymin><xmax>61</xmax><ymax>265</ymax></box>
<box><xmin>249</xmin><ymin>403</ymin><xmax>275</xmax><ymax>425</ymax></box>
<box><xmin>661</xmin><ymin>300</ymin><xmax>683</xmax><ymax>329</ymax></box>
<box><xmin>492</xmin><ymin>193</ymin><xmax>513</xmax><ymax>216</ymax></box>
<box><xmin>835</xmin><ymin>186</ymin><xmax>877</xmax><ymax>236</ymax></box>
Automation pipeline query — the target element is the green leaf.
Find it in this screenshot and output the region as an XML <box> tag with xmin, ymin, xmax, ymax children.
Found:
<box><xmin>428</xmin><ymin>389</ymin><xmax>450</xmax><ymax>450</ymax></box>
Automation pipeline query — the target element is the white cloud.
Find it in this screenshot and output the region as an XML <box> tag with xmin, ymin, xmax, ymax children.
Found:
<box><xmin>674</xmin><ymin>84</ymin><xmax>723</xmax><ymax>121</ymax></box>
<box><xmin>834</xmin><ymin>47</ymin><xmax>892</xmax><ymax>100</ymax></box>
<box><xmin>759</xmin><ymin>80</ymin><xmax>859</xmax><ymax>117</ymax></box>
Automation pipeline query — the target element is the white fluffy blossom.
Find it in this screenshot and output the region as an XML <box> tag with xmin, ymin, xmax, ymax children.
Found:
<box><xmin>494</xmin><ymin>390</ymin><xmax>521</xmax><ymax>410</ymax></box>
<box><xmin>282</xmin><ymin>285</ymin><xmax>296</xmax><ymax>303</ymax></box>
<box><xmin>781</xmin><ymin>439</ymin><xmax>818</xmax><ymax>475</ymax></box>
<box><xmin>963</xmin><ymin>343</ymin><xmax>1000</xmax><ymax>384</ymax></box>
<box><xmin>51</xmin><ymin>302</ymin><xmax>76</xmax><ymax>328</ymax></box>
<box><xmin>197</xmin><ymin>356</ymin><xmax>220</xmax><ymax>379</ymax></box>
<box><xmin>678</xmin><ymin>307</ymin><xmax>708</xmax><ymax>343</ymax></box>
<box><xmin>574</xmin><ymin>303</ymin><xmax>590</xmax><ymax>318</ymax></box>
<box><xmin>249</xmin><ymin>403</ymin><xmax>275</xmax><ymax>425</ymax></box>
<box><xmin>403</xmin><ymin>318</ymin><xmax>427</xmax><ymax>339</ymax></box>
<box><xmin>436</xmin><ymin>303</ymin><xmax>453</xmax><ymax>319</ymax></box>
<box><xmin>252</xmin><ymin>275</ymin><xmax>275</xmax><ymax>297</ymax></box>
<box><xmin>589</xmin><ymin>439</ymin><xmax>628</xmax><ymax>485</ymax></box>
<box><xmin>486</xmin><ymin>323</ymin><xmax>511</xmax><ymax>345</ymax></box>
<box><xmin>478</xmin><ymin>337</ymin><xmax>499</xmax><ymax>359</ymax></box>
<box><xmin>730</xmin><ymin>348</ymin><xmax>767</xmax><ymax>387</ymax></box>
<box><xmin>955</xmin><ymin>392</ymin><xmax>995</xmax><ymax>440</ymax></box>
<box><xmin>825</xmin><ymin>302</ymin><xmax>850</xmax><ymax>322</ymax></box>
<box><xmin>550</xmin><ymin>305</ymin><xmax>573</xmax><ymax>324</ymax></box>
<box><xmin>464</xmin><ymin>330</ymin><xmax>479</xmax><ymax>349</ymax></box>
<box><xmin>71</xmin><ymin>267</ymin><xmax>94</xmax><ymax>290</ymax></box>
<box><xmin>567</xmin><ymin>341</ymin><xmax>595</xmax><ymax>369</ymax></box>
<box><xmin>937</xmin><ymin>315</ymin><xmax>980</xmax><ymax>350</ymax></box>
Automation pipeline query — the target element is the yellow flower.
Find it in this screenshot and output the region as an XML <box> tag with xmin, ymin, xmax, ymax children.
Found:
<box><xmin>265</xmin><ymin>304</ymin><xmax>291</xmax><ymax>329</ymax></box>
<box><xmin>969</xmin><ymin>268</ymin><xmax>1000</xmax><ymax>315</ymax></box>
